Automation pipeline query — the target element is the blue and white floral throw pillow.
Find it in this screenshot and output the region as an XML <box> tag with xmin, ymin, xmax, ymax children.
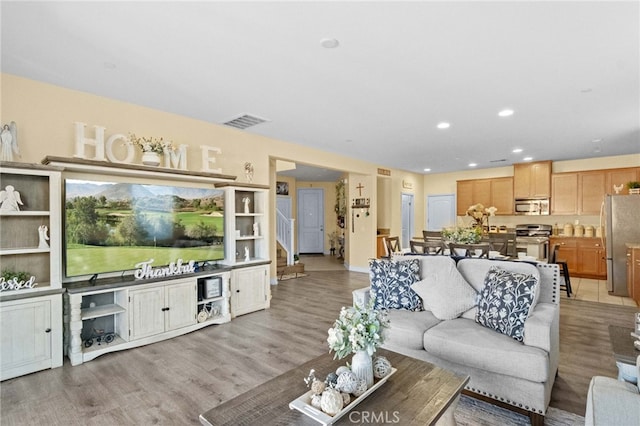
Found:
<box><xmin>369</xmin><ymin>258</ymin><xmax>423</xmax><ymax>311</ymax></box>
<box><xmin>475</xmin><ymin>265</ymin><xmax>538</xmax><ymax>342</ymax></box>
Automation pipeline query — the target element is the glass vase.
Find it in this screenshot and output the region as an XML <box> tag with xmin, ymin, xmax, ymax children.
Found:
<box><xmin>351</xmin><ymin>350</ymin><xmax>373</xmax><ymax>388</ymax></box>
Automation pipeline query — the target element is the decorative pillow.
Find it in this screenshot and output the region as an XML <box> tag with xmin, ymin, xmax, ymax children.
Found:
<box><xmin>475</xmin><ymin>266</ymin><xmax>539</xmax><ymax>342</ymax></box>
<box><xmin>369</xmin><ymin>258</ymin><xmax>423</xmax><ymax>311</ymax></box>
<box><xmin>410</xmin><ymin>257</ymin><xmax>477</xmax><ymax>320</ymax></box>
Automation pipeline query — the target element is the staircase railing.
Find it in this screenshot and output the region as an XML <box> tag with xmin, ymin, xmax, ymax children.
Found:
<box><xmin>276</xmin><ymin>208</ymin><xmax>295</xmax><ymax>265</ymax></box>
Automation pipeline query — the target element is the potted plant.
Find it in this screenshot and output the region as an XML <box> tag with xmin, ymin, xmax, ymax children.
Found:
<box><xmin>627</xmin><ymin>181</ymin><xmax>640</xmax><ymax>194</ymax></box>
<box><xmin>128</xmin><ymin>133</ymin><xmax>173</xmax><ymax>166</ymax></box>
<box><xmin>294</xmin><ymin>254</ymin><xmax>300</xmax><ymax>264</ymax></box>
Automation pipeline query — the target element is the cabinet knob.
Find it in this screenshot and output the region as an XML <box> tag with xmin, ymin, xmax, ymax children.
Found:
<box><xmin>161</xmin><ymin>307</ymin><xmax>170</xmax><ymax>311</ymax></box>
<box><xmin>45</xmin><ymin>328</ymin><xmax>51</xmax><ymax>333</ymax></box>
<box><xmin>236</xmin><ymin>289</ymin><xmax>240</xmax><ymax>293</ymax></box>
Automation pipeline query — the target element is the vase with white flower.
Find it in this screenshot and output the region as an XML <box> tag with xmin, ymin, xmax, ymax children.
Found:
<box><xmin>327</xmin><ymin>302</ymin><xmax>389</xmax><ymax>388</ymax></box>
<box><xmin>128</xmin><ymin>133</ymin><xmax>173</xmax><ymax>166</ymax></box>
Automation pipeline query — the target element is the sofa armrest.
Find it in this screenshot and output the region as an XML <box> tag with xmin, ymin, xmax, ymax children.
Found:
<box><xmin>352</xmin><ymin>287</ymin><xmax>370</xmax><ymax>308</ymax></box>
<box><xmin>585</xmin><ymin>376</ymin><xmax>640</xmax><ymax>426</ymax></box>
<box><xmin>523</xmin><ymin>302</ymin><xmax>558</xmax><ymax>353</ymax></box>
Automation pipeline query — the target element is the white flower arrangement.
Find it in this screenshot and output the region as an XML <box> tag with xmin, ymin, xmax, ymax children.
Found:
<box><xmin>128</xmin><ymin>133</ymin><xmax>173</xmax><ymax>154</ymax></box>
<box><xmin>442</xmin><ymin>226</ymin><xmax>482</xmax><ymax>244</ymax></box>
<box><xmin>327</xmin><ymin>302</ymin><xmax>389</xmax><ymax>360</ymax></box>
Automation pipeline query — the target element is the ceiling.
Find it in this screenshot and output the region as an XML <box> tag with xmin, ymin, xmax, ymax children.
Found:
<box><xmin>2</xmin><ymin>1</ymin><xmax>638</xmax><ymax>181</ymax></box>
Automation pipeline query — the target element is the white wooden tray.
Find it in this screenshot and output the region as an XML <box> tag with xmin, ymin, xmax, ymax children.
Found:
<box><xmin>289</xmin><ymin>368</ymin><xmax>397</xmax><ymax>425</ymax></box>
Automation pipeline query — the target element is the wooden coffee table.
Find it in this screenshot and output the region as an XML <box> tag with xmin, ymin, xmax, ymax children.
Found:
<box><xmin>199</xmin><ymin>348</ymin><xmax>469</xmax><ymax>426</ymax></box>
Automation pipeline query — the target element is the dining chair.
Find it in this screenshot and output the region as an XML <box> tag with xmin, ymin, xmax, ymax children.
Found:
<box><xmin>488</xmin><ymin>232</ymin><xmax>517</xmax><ymax>257</ymax></box>
<box><xmin>447</xmin><ymin>242</ymin><xmax>490</xmax><ymax>258</ymax></box>
<box><xmin>550</xmin><ymin>244</ymin><xmax>572</xmax><ymax>297</ymax></box>
<box><xmin>383</xmin><ymin>236</ymin><xmax>410</xmax><ymax>257</ymax></box>
<box><xmin>410</xmin><ymin>239</ymin><xmax>445</xmax><ymax>255</ymax></box>
<box><xmin>422</xmin><ymin>230</ymin><xmax>443</xmax><ymax>241</ymax></box>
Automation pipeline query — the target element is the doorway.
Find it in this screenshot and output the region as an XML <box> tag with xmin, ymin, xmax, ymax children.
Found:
<box><xmin>427</xmin><ymin>194</ymin><xmax>456</xmax><ymax>231</ymax></box>
<box><xmin>297</xmin><ymin>188</ymin><xmax>325</xmax><ymax>253</ymax></box>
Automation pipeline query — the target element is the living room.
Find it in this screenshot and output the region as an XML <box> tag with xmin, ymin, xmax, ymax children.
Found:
<box><xmin>2</xmin><ymin>2</ymin><xmax>639</xmax><ymax>425</ymax></box>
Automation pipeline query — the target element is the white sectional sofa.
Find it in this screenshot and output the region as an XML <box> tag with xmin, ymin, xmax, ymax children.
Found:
<box><xmin>353</xmin><ymin>255</ymin><xmax>560</xmax><ymax>425</ymax></box>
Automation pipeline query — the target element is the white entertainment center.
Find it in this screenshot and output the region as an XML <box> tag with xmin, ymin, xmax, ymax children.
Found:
<box><xmin>1</xmin><ymin>159</ymin><xmax>271</xmax><ymax>375</ymax></box>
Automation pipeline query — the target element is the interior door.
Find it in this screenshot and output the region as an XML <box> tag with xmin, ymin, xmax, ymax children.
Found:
<box><xmin>297</xmin><ymin>188</ymin><xmax>324</xmax><ymax>253</ymax></box>
<box><xmin>427</xmin><ymin>194</ymin><xmax>456</xmax><ymax>231</ymax></box>
<box><xmin>401</xmin><ymin>193</ymin><xmax>414</xmax><ymax>249</ymax></box>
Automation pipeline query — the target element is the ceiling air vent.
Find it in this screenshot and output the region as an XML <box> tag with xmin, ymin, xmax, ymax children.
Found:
<box><xmin>490</xmin><ymin>159</ymin><xmax>507</xmax><ymax>163</ymax></box>
<box><xmin>222</xmin><ymin>114</ymin><xmax>270</xmax><ymax>130</ymax></box>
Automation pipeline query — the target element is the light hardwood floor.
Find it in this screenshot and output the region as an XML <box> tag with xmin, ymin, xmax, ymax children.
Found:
<box><xmin>1</xmin><ymin>268</ymin><xmax>637</xmax><ymax>425</ymax></box>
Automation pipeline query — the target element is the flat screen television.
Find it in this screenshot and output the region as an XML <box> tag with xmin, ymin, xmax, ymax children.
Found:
<box><xmin>64</xmin><ymin>178</ymin><xmax>224</xmax><ymax>279</ymax></box>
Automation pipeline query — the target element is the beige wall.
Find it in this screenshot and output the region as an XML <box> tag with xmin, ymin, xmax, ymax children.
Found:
<box><xmin>2</xmin><ymin>74</ymin><xmax>427</xmax><ymax>277</ymax></box>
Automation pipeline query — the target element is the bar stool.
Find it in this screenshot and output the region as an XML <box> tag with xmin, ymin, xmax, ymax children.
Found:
<box><xmin>550</xmin><ymin>244</ymin><xmax>572</xmax><ymax>297</ymax></box>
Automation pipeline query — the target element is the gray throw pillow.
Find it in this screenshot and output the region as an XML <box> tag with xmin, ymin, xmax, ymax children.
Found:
<box><xmin>411</xmin><ymin>257</ymin><xmax>477</xmax><ymax>320</ymax></box>
<box><xmin>475</xmin><ymin>265</ymin><xmax>539</xmax><ymax>342</ymax></box>
<box><xmin>369</xmin><ymin>258</ymin><xmax>423</xmax><ymax>311</ymax></box>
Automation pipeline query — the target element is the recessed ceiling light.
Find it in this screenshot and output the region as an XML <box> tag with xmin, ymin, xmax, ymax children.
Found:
<box><xmin>424</xmin><ymin>168</ymin><xmax>431</xmax><ymax>172</ymax></box>
<box><xmin>320</xmin><ymin>38</ymin><xmax>340</xmax><ymax>48</ymax></box>
<box><xmin>523</xmin><ymin>156</ymin><xmax>533</xmax><ymax>161</ymax></box>
<box><xmin>468</xmin><ymin>163</ymin><xmax>477</xmax><ymax>167</ymax></box>
<box><xmin>498</xmin><ymin>109</ymin><xmax>514</xmax><ymax>117</ymax></box>
<box><xmin>437</xmin><ymin>122</ymin><xmax>450</xmax><ymax>129</ymax></box>
<box><xmin>512</xmin><ymin>148</ymin><xmax>523</xmax><ymax>153</ymax></box>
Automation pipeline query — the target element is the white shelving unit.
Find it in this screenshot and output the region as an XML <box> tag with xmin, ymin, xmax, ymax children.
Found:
<box><xmin>0</xmin><ymin>162</ymin><xmax>64</xmax><ymax>380</ymax></box>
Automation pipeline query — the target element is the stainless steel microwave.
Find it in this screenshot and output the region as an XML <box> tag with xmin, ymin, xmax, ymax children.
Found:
<box><xmin>514</xmin><ymin>198</ymin><xmax>550</xmax><ymax>215</ymax></box>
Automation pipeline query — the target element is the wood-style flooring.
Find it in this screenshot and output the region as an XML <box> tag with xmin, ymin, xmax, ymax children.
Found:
<box><xmin>1</xmin><ymin>269</ymin><xmax>637</xmax><ymax>425</ymax></box>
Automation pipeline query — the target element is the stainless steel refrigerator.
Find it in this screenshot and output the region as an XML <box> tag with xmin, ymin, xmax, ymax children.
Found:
<box><xmin>602</xmin><ymin>194</ymin><xmax>640</xmax><ymax>295</ymax></box>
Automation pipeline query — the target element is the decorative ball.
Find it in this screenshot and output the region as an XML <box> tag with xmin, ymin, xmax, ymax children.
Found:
<box><xmin>311</xmin><ymin>379</ymin><xmax>326</xmax><ymax>395</ymax></box>
<box><xmin>325</xmin><ymin>372</ymin><xmax>338</xmax><ymax>386</ymax></box>
<box><xmin>341</xmin><ymin>392</ymin><xmax>351</xmax><ymax>406</ymax></box>
<box><xmin>336</xmin><ymin>366</ymin><xmax>351</xmax><ymax>376</ymax></box>
<box><xmin>336</xmin><ymin>371</ymin><xmax>359</xmax><ymax>394</ymax></box>
<box><xmin>311</xmin><ymin>394</ymin><xmax>322</xmax><ymax>410</ymax></box>
<box><xmin>352</xmin><ymin>379</ymin><xmax>368</xmax><ymax>397</ymax></box>
<box><xmin>373</xmin><ymin>356</ymin><xmax>392</xmax><ymax>379</ymax></box>
<box><xmin>320</xmin><ymin>389</ymin><xmax>344</xmax><ymax>416</ymax></box>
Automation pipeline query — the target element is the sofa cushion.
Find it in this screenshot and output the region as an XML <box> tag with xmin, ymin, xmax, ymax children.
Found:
<box><xmin>423</xmin><ymin>318</ymin><xmax>549</xmax><ymax>382</ymax></box>
<box><xmin>369</xmin><ymin>258</ymin><xmax>423</xmax><ymax>311</ymax></box>
<box><xmin>475</xmin><ymin>265</ymin><xmax>539</xmax><ymax>342</ymax></box>
<box><xmin>383</xmin><ymin>309</ymin><xmax>441</xmax><ymax>350</ymax></box>
<box><xmin>410</xmin><ymin>256</ymin><xmax>477</xmax><ymax>320</ymax></box>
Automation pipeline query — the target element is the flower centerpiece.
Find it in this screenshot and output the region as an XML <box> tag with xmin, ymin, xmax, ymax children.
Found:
<box><xmin>327</xmin><ymin>302</ymin><xmax>389</xmax><ymax>387</ymax></box>
<box><xmin>442</xmin><ymin>226</ymin><xmax>482</xmax><ymax>244</ymax></box>
<box><xmin>128</xmin><ymin>133</ymin><xmax>173</xmax><ymax>166</ymax></box>
<box><xmin>466</xmin><ymin>203</ymin><xmax>497</xmax><ymax>231</ymax></box>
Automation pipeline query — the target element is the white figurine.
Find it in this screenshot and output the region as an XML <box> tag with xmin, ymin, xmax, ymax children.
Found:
<box><xmin>0</xmin><ymin>122</ymin><xmax>19</xmax><ymax>162</ymax></box>
<box><xmin>0</xmin><ymin>185</ymin><xmax>23</xmax><ymax>211</ymax></box>
<box><xmin>244</xmin><ymin>246</ymin><xmax>250</xmax><ymax>262</ymax></box>
<box><xmin>242</xmin><ymin>196</ymin><xmax>251</xmax><ymax>214</ymax></box>
<box><xmin>38</xmin><ymin>225</ymin><xmax>50</xmax><ymax>249</ymax></box>
<box><xmin>253</xmin><ymin>222</ymin><xmax>259</xmax><ymax>236</ymax></box>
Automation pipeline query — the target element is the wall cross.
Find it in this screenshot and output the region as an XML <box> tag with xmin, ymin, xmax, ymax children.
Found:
<box><xmin>356</xmin><ymin>183</ymin><xmax>364</xmax><ymax>196</ymax></box>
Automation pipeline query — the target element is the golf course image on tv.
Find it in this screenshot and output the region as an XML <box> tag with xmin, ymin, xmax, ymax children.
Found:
<box><xmin>64</xmin><ymin>179</ymin><xmax>225</xmax><ymax>278</ymax></box>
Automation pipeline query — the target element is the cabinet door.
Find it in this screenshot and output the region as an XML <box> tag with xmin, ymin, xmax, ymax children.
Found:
<box><xmin>129</xmin><ymin>287</ymin><xmax>165</xmax><ymax>340</ymax></box>
<box><xmin>530</xmin><ymin>161</ymin><xmax>551</xmax><ymax>197</ymax></box>
<box><xmin>633</xmin><ymin>249</ymin><xmax>640</xmax><ymax>305</ymax></box>
<box><xmin>0</xmin><ymin>299</ymin><xmax>52</xmax><ymax>380</ymax></box>
<box><xmin>578</xmin><ymin>171</ymin><xmax>606</xmax><ymax>215</ymax></box>
<box><xmin>626</xmin><ymin>248</ymin><xmax>633</xmax><ymax>300</ymax></box>
<box><xmin>552</xmin><ymin>239</ymin><xmax>578</xmax><ymax>274</ymax></box>
<box><xmin>231</xmin><ymin>266</ymin><xmax>268</xmax><ymax>317</ymax></box>
<box><xmin>551</xmin><ymin>173</ymin><xmax>578</xmax><ymax>215</ymax></box>
<box><xmin>474</xmin><ymin>180</ymin><xmax>491</xmax><ymax>208</ymax></box>
<box><xmin>607</xmin><ymin>168</ymin><xmax>639</xmax><ymax>195</ymax></box>
<box><xmin>456</xmin><ymin>180</ymin><xmax>474</xmax><ymax>215</ymax></box>
<box><xmin>578</xmin><ymin>246</ymin><xmax>601</xmax><ymax>277</ymax></box>
<box><xmin>165</xmin><ymin>281</ymin><xmax>196</xmax><ymax>331</ymax></box>
<box><xmin>490</xmin><ymin>177</ymin><xmax>514</xmax><ymax>215</ymax></box>
<box><xmin>513</xmin><ymin>163</ymin><xmax>532</xmax><ymax>199</ymax></box>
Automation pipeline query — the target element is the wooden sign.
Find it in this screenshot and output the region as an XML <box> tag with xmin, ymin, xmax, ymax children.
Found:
<box><xmin>377</xmin><ymin>168</ymin><xmax>391</xmax><ymax>176</ymax></box>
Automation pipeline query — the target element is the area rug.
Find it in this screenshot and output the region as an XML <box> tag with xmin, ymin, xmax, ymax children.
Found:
<box><xmin>455</xmin><ymin>395</ymin><xmax>584</xmax><ymax>426</ymax></box>
<box><xmin>279</xmin><ymin>273</ymin><xmax>308</xmax><ymax>281</ymax></box>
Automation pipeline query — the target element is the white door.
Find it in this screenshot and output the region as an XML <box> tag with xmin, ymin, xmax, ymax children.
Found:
<box><xmin>401</xmin><ymin>193</ymin><xmax>414</xmax><ymax>249</ymax></box>
<box><xmin>427</xmin><ymin>194</ymin><xmax>456</xmax><ymax>231</ymax></box>
<box><xmin>0</xmin><ymin>299</ymin><xmax>52</xmax><ymax>380</ymax></box>
<box><xmin>165</xmin><ymin>281</ymin><xmax>197</xmax><ymax>331</ymax></box>
<box><xmin>298</xmin><ymin>188</ymin><xmax>325</xmax><ymax>253</ymax></box>
<box><xmin>129</xmin><ymin>286</ymin><xmax>165</xmax><ymax>340</ymax></box>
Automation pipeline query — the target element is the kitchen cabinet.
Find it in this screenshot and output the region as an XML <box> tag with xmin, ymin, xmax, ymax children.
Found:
<box><xmin>551</xmin><ymin>173</ymin><xmax>578</xmax><ymax>215</ymax></box>
<box><xmin>607</xmin><ymin>168</ymin><xmax>640</xmax><ymax>195</ymax></box>
<box><xmin>456</xmin><ymin>177</ymin><xmax>513</xmax><ymax>215</ymax></box>
<box><xmin>578</xmin><ymin>171</ymin><xmax>606</xmax><ymax>215</ymax></box>
<box><xmin>627</xmin><ymin>245</ymin><xmax>640</xmax><ymax>305</ymax></box>
<box><xmin>514</xmin><ymin>161</ymin><xmax>551</xmax><ymax>198</ymax></box>
<box><xmin>550</xmin><ymin>237</ymin><xmax>607</xmax><ymax>279</ymax></box>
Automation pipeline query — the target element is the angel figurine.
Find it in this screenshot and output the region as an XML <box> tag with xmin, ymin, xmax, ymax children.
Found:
<box><xmin>0</xmin><ymin>185</ymin><xmax>23</xmax><ymax>211</ymax></box>
<box><xmin>38</xmin><ymin>225</ymin><xmax>50</xmax><ymax>249</ymax></box>
<box><xmin>0</xmin><ymin>122</ymin><xmax>19</xmax><ymax>162</ymax></box>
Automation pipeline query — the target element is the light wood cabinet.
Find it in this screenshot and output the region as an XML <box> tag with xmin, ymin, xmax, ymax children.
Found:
<box><xmin>627</xmin><ymin>246</ymin><xmax>640</xmax><ymax>305</ymax></box>
<box><xmin>607</xmin><ymin>168</ymin><xmax>640</xmax><ymax>195</ymax></box>
<box><xmin>230</xmin><ymin>264</ymin><xmax>269</xmax><ymax>317</ymax></box>
<box><xmin>514</xmin><ymin>161</ymin><xmax>551</xmax><ymax>198</ymax></box>
<box><xmin>551</xmin><ymin>173</ymin><xmax>578</xmax><ymax>215</ymax></box>
<box><xmin>578</xmin><ymin>171</ymin><xmax>606</xmax><ymax>215</ymax></box>
<box><xmin>456</xmin><ymin>177</ymin><xmax>513</xmax><ymax>215</ymax></box>
<box><xmin>550</xmin><ymin>237</ymin><xmax>607</xmax><ymax>279</ymax></box>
